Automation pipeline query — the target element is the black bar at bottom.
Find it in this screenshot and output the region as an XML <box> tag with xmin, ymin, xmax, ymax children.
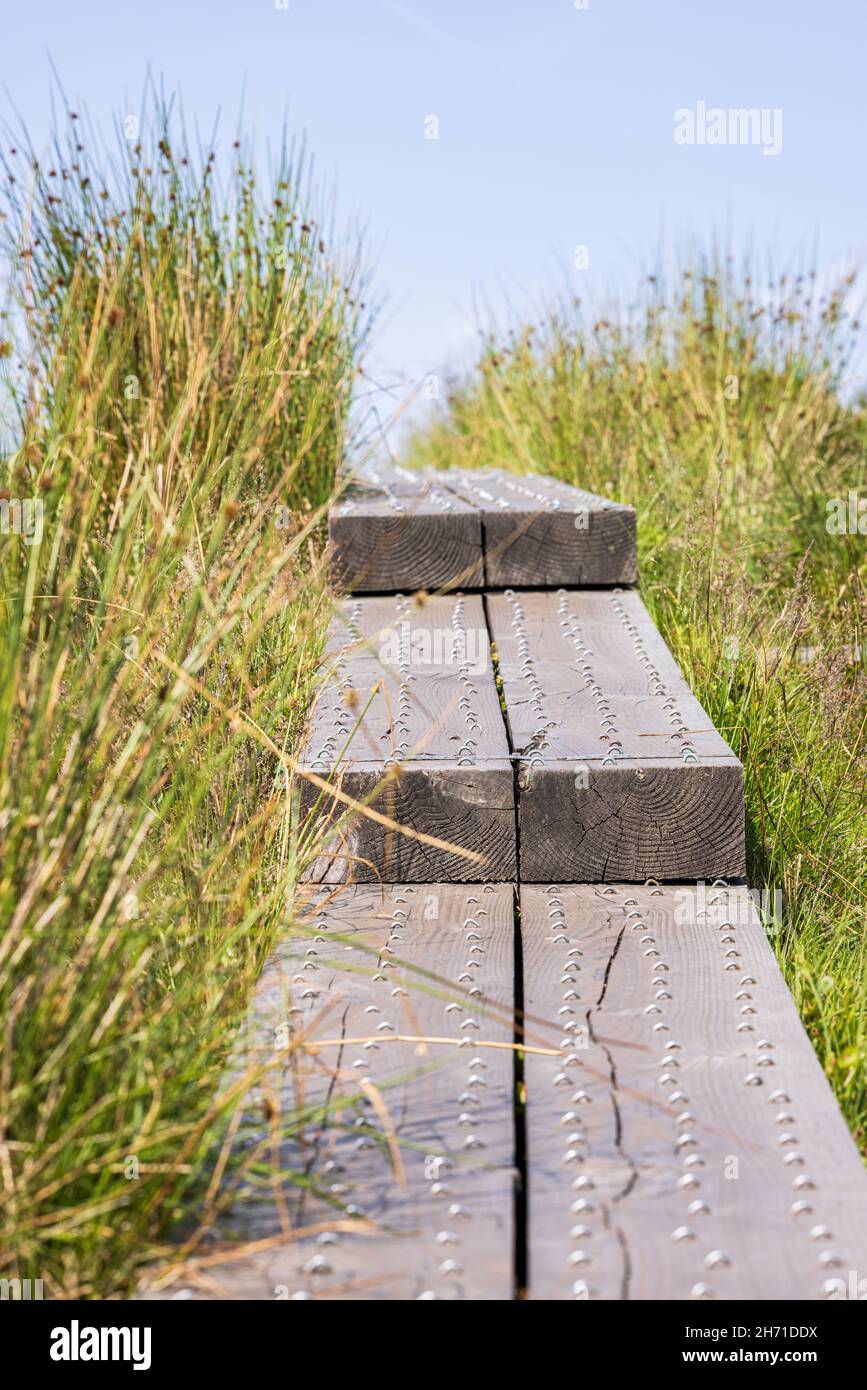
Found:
<box><xmin>4</xmin><ymin>1295</ymin><xmax>863</xmax><ymax>1376</ymax></box>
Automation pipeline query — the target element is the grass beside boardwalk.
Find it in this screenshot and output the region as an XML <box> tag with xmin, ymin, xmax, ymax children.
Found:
<box><xmin>0</xmin><ymin>100</ymin><xmax>368</xmax><ymax>1297</ymax></box>
<box><xmin>406</xmin><ymin>262</ymin><xmax>867</xmax><ymax>1150</ymax></box>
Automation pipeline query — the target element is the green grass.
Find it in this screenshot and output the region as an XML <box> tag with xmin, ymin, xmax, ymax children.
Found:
<box><xmin>0</xmin><ymin>94</ymin><xmax>369</xmax><ymax>1297</ymax></box>
<box><xmin>405</xmin><ymin>260</ymin><xmax>867</xmax><ymax>1148</ymax></box>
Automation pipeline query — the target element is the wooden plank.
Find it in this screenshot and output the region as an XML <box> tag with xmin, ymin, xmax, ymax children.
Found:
<box><xmin>329</xmin><ymin>466</ymin><xmax>484</xmax><ymax>593</ymax></box>
<box><xmin>520</xmin><ymin>883</ymin><xmax>867</xmax><ymax>1301</ymax></box>
<box><xmin>300</xmin><ymin>594</ymin><xmax>516</xmax><ymax>882</ymax></box>
<box><xmin>142</xmin><ymin>884</ymin><xmax>516</xmax><ymax>1301</ymax></box>
<box><xmin>438</xmin><ymin>467</ymin><xmax>638</xmax><ymax>587</ymax></box>
<box><xmin>486</xmin><ymin>588</ymin><xmax>745</xmax><ymax>880</ymax></box>
<box><xmin>328</xmin><ymin>465</ymin><xmax>638</xmax><ymax>594</ymax></box>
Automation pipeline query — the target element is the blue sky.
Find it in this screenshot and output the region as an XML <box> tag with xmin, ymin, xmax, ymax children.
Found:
<box><xmin>5</xmin><ymin>0</ymin><xmax>867</xmax><ymax>432</ymax></box>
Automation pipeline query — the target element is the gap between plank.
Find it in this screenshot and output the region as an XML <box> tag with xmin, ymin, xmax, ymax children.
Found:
<box><xmin>483</xmin><ymin>590</ymin><xmax>528</xmax><ymax>1297</ymax></box>
<box><xmin>342</xmin><ymin>582</ymin><xmax>640</xmax><ymax>599</ymax></box>
<box><xmin>512</xmin><ymin>884</ymin><xmax>528</xmax><ymax>1298</ymax></box>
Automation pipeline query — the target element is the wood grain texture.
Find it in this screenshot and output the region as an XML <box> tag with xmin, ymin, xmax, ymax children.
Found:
<box><xmin>328</xmin><ymin>465</ymin><xmax>637</xmax><ymax>593</ymax></box>
<box><xmin>300</xmin><ymin>765</ymin><xmax>516</xmax><ymax>884</ymax></box>
<box><xmin>300</xmin><ymin>594</ymin><xmax>516</xmax><ymax>883</ymax></box>
<box><xmin>329</xmin><ymin>466</ymin><xmax>484</xmax><ymax>593</ymax></box>
<box><xmin>486</xmin><ymin>588</ymin><xmax>745</xmax><ymax>881</ymax></box>
<box><xmin>438</xmin><ymin>467</ymin><xmax>638</xmax><ymax>587</ymax></box>
<box><xmin>142</xmin><ymin>884</ymin><xmax>516</xmax><ymax>1301</ymax></box>
<box><xmin>521</xmin><ymin>883</ymin><xmax>867</xmax><ymax>1301</ymax></box>
<box><xmin>308</xmin><ymin>593</ymin><xmax>509</xmax><ymax>763</ymax></box>
<box><xmin>517</xmin><ymin>762</ymin><xmax>744</xmax><ymax>883</ymax></box>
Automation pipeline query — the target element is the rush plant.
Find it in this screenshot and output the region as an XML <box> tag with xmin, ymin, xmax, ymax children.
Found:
<box><xmin>0</xmin><ymin>90</ymin><xmax>370</xmax><ymax>1297</ymax></box>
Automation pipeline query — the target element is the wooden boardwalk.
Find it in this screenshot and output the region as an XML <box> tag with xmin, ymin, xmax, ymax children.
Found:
<box><xmin>142</xmin><ymin>466</ymin><xmax>867</xmax><ymax>1302</ymax></box>
<box><xmin>521</xmin><ymin>883</ymin><xmax>867</xmax><ymax>1300</ymax></box>
<box><xmin>487</xmin><ymin>588</ymin><xmax>744</xmax><ymax>880</ymax></box>
<box><xmin>300</xmin><ymin>592</ymin><xmax>515</xmax><ymax>882</ymax></box>
<box><xmin>330</xmin><ymin>465</ymin><xmax>637</xmax><ymax>590</ymax></box>
<box><xmin>148</xmin><ymin>886</ymin><xmax>517</xmax><ymax>1301</ymax></box>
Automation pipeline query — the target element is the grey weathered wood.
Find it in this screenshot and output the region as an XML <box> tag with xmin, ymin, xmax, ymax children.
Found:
<box><xmin>139</xmin><ymin>458</ymin><xmax>867</xmax><ymax>1304</ymax></box>
<box><xmin>486</xmin><ymin>588</ymin><xmax>745</xmax><ymax>881</ymax></box>
<box><xmin>300</xmin><ymin>594</ymin><xmax>516</xmax><ymax>883</ymax></box>
<box><xmin>438</xmin><ymin>467</ymin><xmax>638</xmax><ymax>587</ymax></box>
<box><xmin>302</xmin><ymin>765</ymin><xmax>516</xmax><ymax>884</ymax></box>
<box><xmin>329</xmin><ymin>466</ymin><xmax>484</xmax><ymax>593</ymax></box>
<box><xmin>328</xmin><ymin>465</ymin><xmax>637</xmax><ymax>593</ymax></box>
<box><xmin>521</xmin><ymin>883</ymin><xmax>867</xmax><ymax>1301</ymax></box>
<box><xmin>141</xmin><ymin>884</ymin><xmax>516</xmax><ymax>1301</ymax></box>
